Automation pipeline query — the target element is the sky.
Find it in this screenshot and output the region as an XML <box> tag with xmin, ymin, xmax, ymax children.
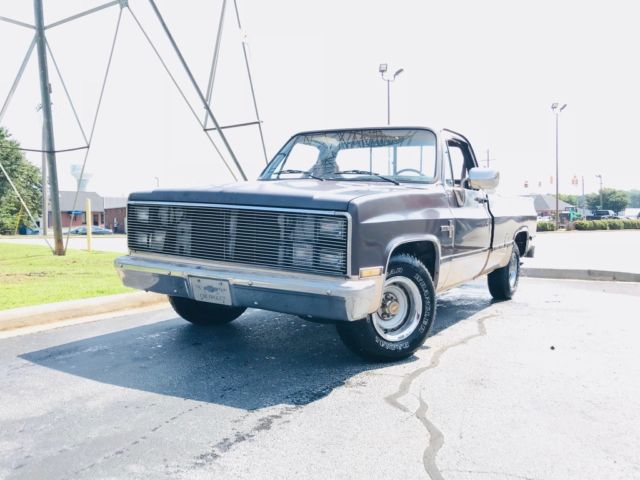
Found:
<box><xmin>1</xmin><ymin>0</ymin><xmax>639</xmax><ymax>198</ymax></box>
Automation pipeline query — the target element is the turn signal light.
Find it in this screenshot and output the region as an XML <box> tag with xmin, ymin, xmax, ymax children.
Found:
<box><xmin>359</xmin><ymin>266</ymin><xmax>383</xmax><ymax>278</ymax></box>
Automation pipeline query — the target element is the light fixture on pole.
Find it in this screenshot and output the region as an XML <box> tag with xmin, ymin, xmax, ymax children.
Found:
<box><xmin>551</xmin><ymin>102</ymin><xmax>567</xmax><ymax>230</ymax></box>
<box><xmin>379</xmin><ymin>64</ymin><xmax>404</xmax><ymax>125</ymax></box>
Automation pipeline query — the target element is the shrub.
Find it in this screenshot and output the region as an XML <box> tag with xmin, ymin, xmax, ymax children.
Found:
<box><xmin>572</xmin><ymin>219</ymin><xmax>640</xmax><ymax>230</ymax></box>
<box><xmin>593</xmin><ymin>220</ymin><xmax>609</xmax><ymax>230</ymax></box>
<box><xmin>606</xmin><ymin>219</ymin><xmax>624</xmax><ymax>230</ymax></box>
<box><xmin>573</xmin><ymin>220</ymin><xmax>590</xmax><ymax>230</ymax></box>
<box><xmin>623</xmin><ymin>219</ymin><xmax>640</xmax><ymax>229</ymax></box>
<box><xmin>536</xmin><ymin>221</ymin><xmax>556</xmax><ymax>232</ymax></box>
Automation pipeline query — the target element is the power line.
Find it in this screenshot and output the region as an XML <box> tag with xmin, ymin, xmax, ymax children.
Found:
<box><xmin>0</xmin><ymin>145</ymin><xmax>88</xmax><ymax>154</ymax></box>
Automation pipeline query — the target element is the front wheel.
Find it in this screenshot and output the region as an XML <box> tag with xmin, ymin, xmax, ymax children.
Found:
<box><xmin>169</xmin><ymin>296</ymin><xmax>246</xmax><ymax>326</ymax></box>
<box><xmin>336</xmin><ymin>254</ymin><xmax>436</xmax><ymax>361</ymax></box>
<box><xmin>487</xmin><ymin>247</ymin><xmax>520</xmax><ymax>300</ymax></box>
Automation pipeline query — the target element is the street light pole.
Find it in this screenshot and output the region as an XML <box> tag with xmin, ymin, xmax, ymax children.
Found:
<box><xmin>386</xmin><ymin>79</ymin><xmax>390</xmax><ymax>125</ymax></box>
<box><xmin>551</xmin><ymin>102</ymin><xmax>567</xmax><ymax>230</ymax></box>
<box><xmin>379</xmin><ymin>64</ymin><xmax>403</xmax><ymax>125</ymax></box>
<box><xmin>596</xmin><ymin>174</ymin><xmax>603</xmax><ymax>209</ymax></box>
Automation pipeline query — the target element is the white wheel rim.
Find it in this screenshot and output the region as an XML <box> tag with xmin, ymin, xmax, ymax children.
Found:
<box><xmin>372</xmin><ymin>276</ymin><xmax>423</xmax><ymax>342</ymax></box>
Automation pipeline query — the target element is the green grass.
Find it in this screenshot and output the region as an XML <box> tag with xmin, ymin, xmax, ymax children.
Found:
<box><xmin>0</xmin><ymin>243</ymin><xmax>131</xmax><ymax>310</ymax></box>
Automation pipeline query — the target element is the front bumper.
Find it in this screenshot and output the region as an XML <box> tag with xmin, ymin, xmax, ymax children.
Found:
<box><xmin>114</xmin><ymin>255</ymin><xmax>384</xmax><ymax>321</ymax></box>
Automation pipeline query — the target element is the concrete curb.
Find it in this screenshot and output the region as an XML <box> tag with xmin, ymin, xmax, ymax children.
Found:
<box><xmin>1</xmin><ymin>267</ymin><xmax>637</xmax><ymax>333</ymax></box>
<box><xmin>0</xmin><ymin>292</ymin><xmax>168</xmax><ymax>332</ymax></box>
<box><xmin>521</xmin><ymin>267</ymin><xmax>640</xmax><ymax>283</ymax></box>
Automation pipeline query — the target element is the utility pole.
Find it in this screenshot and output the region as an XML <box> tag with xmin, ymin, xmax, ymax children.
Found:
<box><xmin>34</xmin><ymin>0</ymin><xmax>64</xmax><ymax>254</ymax></box>
<box><xmin>596</xmin><ymin>174</ymin><xmax>603</xmax><ymax>209</ymax></box>
<box><xmin>484</xmin><ymin>149</ymin><xmax>496</xmax><ymax>168</ymax></box>
<box><xmin>581</xmin><ymin>175</ymin><xmax>585</xmax><ymax>215</ymax></box>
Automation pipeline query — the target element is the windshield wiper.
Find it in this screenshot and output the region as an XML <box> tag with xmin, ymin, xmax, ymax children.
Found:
<box><xmin>276</xmin><ymin>169</ymin><xmax>324</xmax><ymax>181</ymax></box>
<box><xmin>331</xmin><ymin>169</ymin><xmax>400</xmax><ymax>185</ymax></box>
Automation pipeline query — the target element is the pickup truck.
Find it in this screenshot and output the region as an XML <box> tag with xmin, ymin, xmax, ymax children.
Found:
<box><xmin>586</xmin><ymin>210</ymin><xmax>619</xmax><ymax>220</ymax></box>
<box><xmin>115</xmin><ymin>127</ymin><xmax>536</xmax><ymax>361</ymax></box>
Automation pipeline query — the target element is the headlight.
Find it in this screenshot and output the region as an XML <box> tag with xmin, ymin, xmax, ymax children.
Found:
<box><xmin>135</xmin><ymin>233</ymin><xmax>149</xmax><ymax>247</ymax></box>
<box><xmin>317</xmin><ymin>248</ymin><xmax>345</xmax><ymax>270</ymax></box>
<box><xmin>158</xmin><ymin>207</ymin><xmax>169</xmax><ymax>225</ymax></box>
<box><xmin>317</xmin><ymin>218</ymin><xmax>345</xmax><ymax>238</ymax></box>
<box><xmin>293</xmin><ymin>217</ymin><xmax>315</xmax><ymax>241</ymax></box>
<box><xmin>150</xmin><ymin>231</ymin><xmax>166</xmax><ymax>251</ymax></box>
<box><xmin>135</xmin><ymin>206</ymin><xmax>149</xmax><ymax>222</ymax></box>
<box><xmin>292</xmin><ymin>242</ymin><xmax>313</xmax><ymax>267</ymax></box>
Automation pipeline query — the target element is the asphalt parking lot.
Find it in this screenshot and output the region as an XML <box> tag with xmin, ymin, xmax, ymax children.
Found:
<box><xmin>1</xmin><ymin>277</ymin><xmax>639</xmax><ymax>480</ymax></box>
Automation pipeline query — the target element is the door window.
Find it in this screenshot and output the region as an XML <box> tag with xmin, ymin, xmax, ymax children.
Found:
<box><xmin>446</xmin><ymin>143</ymin><xmax>467</xmax><ymax>186</ymax></box>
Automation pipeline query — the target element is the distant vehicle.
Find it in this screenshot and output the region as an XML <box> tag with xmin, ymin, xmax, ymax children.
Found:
<box><xmin>18</xmin><ymin>226</ymin><xmax>41</xmax><ymax>235</ymax></box>
<box><xmin>70</xmin><ymin>225</ymin><xmax>113</xmax><ymax>235</ymax></box>
<box><xmin>586</xmin><ymin>209</ymin><xmax>619</xmax><ymax>220</ymax></box>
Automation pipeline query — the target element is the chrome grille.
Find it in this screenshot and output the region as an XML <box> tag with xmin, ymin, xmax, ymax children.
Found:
<box><xmin>127</xmin><ymin>203</ymin><xmax>349</xmax><ymax>276</ymax></box>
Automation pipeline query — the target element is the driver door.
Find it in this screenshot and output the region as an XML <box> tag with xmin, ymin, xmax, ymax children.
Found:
<box><xmin>440</xmin><ymin>133</ymin><xmax>492</xmax><ymax>289</ymax></box>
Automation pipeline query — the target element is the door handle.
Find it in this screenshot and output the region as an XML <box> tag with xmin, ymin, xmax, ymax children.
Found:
<box><xmin>440</xmin><ymin>220</ymin><xmax>455</xmax><ymax>239</ymax></box>
<box><xmin>475</xmin><ymin>196</ymin><xmax>488</xmax><ymax>204</ymax></box>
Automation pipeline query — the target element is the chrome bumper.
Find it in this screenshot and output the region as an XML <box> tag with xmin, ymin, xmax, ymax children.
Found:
<box><xmin>114</xmin><ymin>255</ymin><xmax>384</xmax><ymax>321</ymax></box>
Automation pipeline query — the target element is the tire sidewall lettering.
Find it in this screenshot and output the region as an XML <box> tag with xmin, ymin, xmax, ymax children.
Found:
<box><xmin>373</xmin><ymin>257</ymin><xmax>435</xmax><ymax>352</ymax></box>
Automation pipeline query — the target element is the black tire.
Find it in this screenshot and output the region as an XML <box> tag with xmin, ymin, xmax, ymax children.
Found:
<box><xmin>336</xmin><ymin>254</ymin><xmax>436</xmax><ymax>362</ymax></box>
<box><xmin>487</xmin><ymin>247</ymin><xmax>520</xmax><ymax>301</ymax></box>
<box><xmin>168</xmin><ymin>296</ymin><xmax>246</xmax><ymax>326</ymax></box>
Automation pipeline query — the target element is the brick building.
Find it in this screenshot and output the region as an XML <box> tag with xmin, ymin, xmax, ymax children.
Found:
<box><xmin>49</xmin><ymin>191</ymin><xmax>105</xmax><ymax>228</ymax></box>
<box><xmin>104</xmin><ymin>197</ymin><xmax>127</xmax><ymax>233</ymax></box>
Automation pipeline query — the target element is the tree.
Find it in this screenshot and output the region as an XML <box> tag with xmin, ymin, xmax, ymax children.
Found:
<box><xmin>585</xmin><ymin>188</ymin><xmax>629</xmax><ymax>214</ymax></box>
<box><xmin>627</xmin><ymin>190</ymin><xmax>640</xmax><ymax>208</ymax></box>
<box><xmin>0</xmin><ymin>128</ymin><xmax>42</xmax><ymax>234</ymax></box>
<box><xmin>607</xmin><ymin>189</ymin><xmax>630</xmax><ymax>214</ymax></box>
<box><xmin>557</xmin><ymin>193</ymin><xmax>579</xmax><ymax>206</ymax></box>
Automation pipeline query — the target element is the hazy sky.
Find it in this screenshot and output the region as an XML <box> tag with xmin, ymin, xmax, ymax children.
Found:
<box><xmin>1</xmin><ymin>0</ymin><xmax>639</xmax><ymax>197</ymax></box>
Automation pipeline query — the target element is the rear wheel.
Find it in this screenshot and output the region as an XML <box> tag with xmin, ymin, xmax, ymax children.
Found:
<box><xmin>487</xmin><ymin>247</ymin><xmax>520</xmax><ymax>300</ymax></box>
<box><xmin>336</xmin><ymin>254</ymin><xmax>436</xmax><ymax>361</ymax></box>
<box><xmin>169</xmin><ymin>296</ymin><xmax>246</xmax><ymax>325</ymax></box>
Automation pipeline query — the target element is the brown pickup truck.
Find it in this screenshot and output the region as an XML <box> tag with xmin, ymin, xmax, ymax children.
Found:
<box><xmin>116</xmin><ymin>127</ymin><xmax>536</xmax><ymax>361</ymax></box>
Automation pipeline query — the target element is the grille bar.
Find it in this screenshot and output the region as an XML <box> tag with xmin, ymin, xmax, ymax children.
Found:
<box><xmin>127</xmin><ymin>203</ymin><xmax>349</xmax><ymax>276</ymax></box>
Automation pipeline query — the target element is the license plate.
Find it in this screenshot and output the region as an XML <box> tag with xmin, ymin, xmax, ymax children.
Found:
<box><xmin>189</xmin><ymin>277</ymin><xmax>232</xmax><ymax>305</ymax></box>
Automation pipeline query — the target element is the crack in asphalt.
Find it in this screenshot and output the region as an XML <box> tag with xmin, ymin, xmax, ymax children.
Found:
<box><xmin>385</xmin><ymin>313</ymin><xmax>494</xmax><ymax>480</ymax></box>
<box><xmin>440</xmin><ymin>469</ymin><xmax>540</xmax><ymax>480</ymax></box>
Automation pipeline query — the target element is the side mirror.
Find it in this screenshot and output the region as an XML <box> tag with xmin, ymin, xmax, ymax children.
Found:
<box><xmin>468</xmin><ymin>167</ymin><xmax>499</xmax><ymax>191</ymax></box>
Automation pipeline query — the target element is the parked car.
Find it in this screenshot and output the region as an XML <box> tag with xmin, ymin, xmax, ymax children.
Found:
<box><xmin>116</xmin><ymin>127</ymin><xmax>536</xmax><ymax>361</ymax></box>
<box><xmin>18</xmin><ymin>226</ymin><xmax>41</xmax><ymax>235</ymax></box>
<box><xmin>586</xmin><ymin>209</ymin><xmax>619</xmax><ymax>220</ymax></box>
<box><xmin>70</xmin><ymin>225</ymin><xmax>113</xmax><ymax>235</ymax></box>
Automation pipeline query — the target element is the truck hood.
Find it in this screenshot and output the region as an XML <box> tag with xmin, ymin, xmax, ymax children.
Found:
<box><xmin>128</xmin><ymin>180</ymin><xmax>404</xmax><ymax>211</ymax></box>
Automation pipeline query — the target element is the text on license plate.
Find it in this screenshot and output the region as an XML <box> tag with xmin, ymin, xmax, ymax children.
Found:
<box><xmin>189</xmin><ymin>277</ymin><xmax>232</xmax><ymax>305</ymax></box>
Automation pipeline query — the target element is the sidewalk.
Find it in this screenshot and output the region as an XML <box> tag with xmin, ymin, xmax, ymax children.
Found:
<box><xmin>0</xmin><ymin>235</ymin><xmax>127</xmax><ymax>253</ymax></box>
<box><xmin>526</xmin><ymin>229</ymin><xmax>640</xmax><ymax>273</ymax></box>
<box><xmin>522</xmin><ymin>229</ymin><xmax>640</xmax><ymax>281</ymax></box>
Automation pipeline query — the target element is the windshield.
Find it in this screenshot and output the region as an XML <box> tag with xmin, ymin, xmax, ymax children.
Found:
<box><xmin>260</xmin><ymin>128</ymin><xmax>437</xmax><ymax>184</ymax></box>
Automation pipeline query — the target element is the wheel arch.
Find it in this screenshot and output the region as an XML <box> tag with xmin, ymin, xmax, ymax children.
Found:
<box><xmin>385</xmin><ymin>235</ymin><xmax>441</xmax><ymax>288</ymax></box>
<box><xmin>513</xmin><ymin>227</ymin><xmax>530</xmax><ymax>257</ymax></box>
